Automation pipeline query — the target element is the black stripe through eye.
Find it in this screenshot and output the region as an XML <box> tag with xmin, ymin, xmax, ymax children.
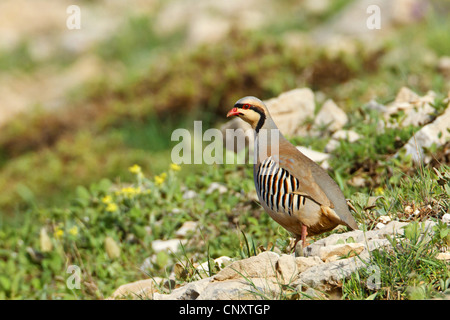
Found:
<box><xmin>233</xmin><ymin>104</ymin><xmax>266</xmax><ymax>132</ymax></box>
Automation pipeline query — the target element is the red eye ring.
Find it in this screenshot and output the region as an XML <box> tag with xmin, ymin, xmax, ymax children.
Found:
<box><xmin>242</xmin><ymin>104</ymin><xmax>250</xmax><ymax>110</ymax></box>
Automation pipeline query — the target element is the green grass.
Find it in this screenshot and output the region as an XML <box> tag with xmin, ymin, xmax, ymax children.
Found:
<box><xmin>0</xmin><ymin>161</ymin><xmax>277</xmax><ymax>299</ymax></box>
<box><xmin>340</xmin><ymin>165</ymin><xmax>450</xmax><ymax>300</ymax></box>
<box><xmin>342</xmin><ymin>221</ymin><xmax>450</xmax><ymax>300</ymax></box>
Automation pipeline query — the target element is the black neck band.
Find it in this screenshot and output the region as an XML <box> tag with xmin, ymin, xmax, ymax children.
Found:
<box><xmin>250</xmin><ymin>106</ymin><xmax>266</xmax><ymax>133</ymax></box>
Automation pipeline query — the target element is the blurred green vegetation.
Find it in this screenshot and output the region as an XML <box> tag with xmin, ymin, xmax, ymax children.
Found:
<box><xmin>0</xmin><ymin>1</ymin><xmax>449</xmax><ymax>299</ymax></box>
<box><xmin>0</xmin><ymin>42</ymin><xmax>37</xmax><ymax>72</ymax></box>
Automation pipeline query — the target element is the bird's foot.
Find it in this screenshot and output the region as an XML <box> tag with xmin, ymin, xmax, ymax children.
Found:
<box><xmin>294</xmin><ymin>241</ymin><xmax>304</xmax><ymax>257</ymax></box>
<box><xmin>290</xmin><ymin>236</ymin><xmax>309</xmax><ymax>257</ymax></box>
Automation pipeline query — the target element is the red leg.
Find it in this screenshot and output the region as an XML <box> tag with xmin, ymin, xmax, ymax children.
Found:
<box><xmin>292</xmin><ymin>225</ymin><xmax>309</xmax><ymax>254</ymax></box>
<box><xmin>301</xmin><ymin>224</ymin><xmax>308</xmax><ymax>247</ymax></box>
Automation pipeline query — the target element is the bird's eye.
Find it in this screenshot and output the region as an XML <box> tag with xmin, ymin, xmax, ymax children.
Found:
<box><xmin>242</xmin><ymin>104</ymin><xmax>250</xmax><ymax>110</ymax></box>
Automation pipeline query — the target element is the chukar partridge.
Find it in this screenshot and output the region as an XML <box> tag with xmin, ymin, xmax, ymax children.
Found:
<box><xmin>227</xmin><ymin>96</ymin><xmax>358</xmax><ymax>249</ymax></box>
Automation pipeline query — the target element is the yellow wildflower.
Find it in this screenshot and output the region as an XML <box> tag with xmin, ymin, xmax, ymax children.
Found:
<box><xmin>375</xmin><ymin>187</ymin><xmax>384</xmax><ymax>196</ymax></box>
<box><xmin>106</xmin><ymin>202</ymin><xmax>119</xmax><ymax>212</ymax></box>
<box><xmin>154</xmin><ymin>176</ymin><xmax>164</xmax><ymax>186</ymax></box>
<box><xmin>128</xmin><ymin>164</ymin><xmax>142</xmax><ymax>175</ymax></box>
<box><xmin>54</xmin><ymin>227</ymin><xmax>64</xmax><ymax>239</ymax></box>
<box><xmin>121</xmin><ymin>187</ymin><xmax>133</xmax><ymax>195</ymax></box>
<box><xmin>170</xmin><ymin>163</ymin><xmax>181</xmax><ymax>171</ymax></box>
<box><xmin>68</xmin><ymin>226</ymin><xmax>79</xmax><ymax>236</ymax></box>
<box><xmin>120</xmin><ymin>186</ymin><xmax>142</xmax><ymax>198</ymax></box>
<box><xmin>102</xmin><ymin>195</ymin><xmax>112</xmax><ymax>204</ymax></box>
<box><xmin>154</xmin><ymin>172</ymin><xmax>167</xmax><ymax>186</ymax></box>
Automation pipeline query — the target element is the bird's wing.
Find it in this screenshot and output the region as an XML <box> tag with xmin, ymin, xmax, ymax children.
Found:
<box><xmin>276</xmin><ymin>146</ymin><xmax>358</xmax><ymax>230</ymax></box>
<box><xmin>276</xmin><ymin>152</ymin><xmax>333</xmax><ymax>208</ymax></box>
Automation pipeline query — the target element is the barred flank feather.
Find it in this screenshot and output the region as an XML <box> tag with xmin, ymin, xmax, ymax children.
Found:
<box><xmin>255</xmin><ymin>157</ymin><xmax>305</xmax><ymax>216</ymax></box>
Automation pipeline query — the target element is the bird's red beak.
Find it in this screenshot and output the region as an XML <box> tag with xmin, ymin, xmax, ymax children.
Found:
<box><xmin>227</xmin><ymin>107</ymin><xmax>240</xmax><ymax>117</ymax></box>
